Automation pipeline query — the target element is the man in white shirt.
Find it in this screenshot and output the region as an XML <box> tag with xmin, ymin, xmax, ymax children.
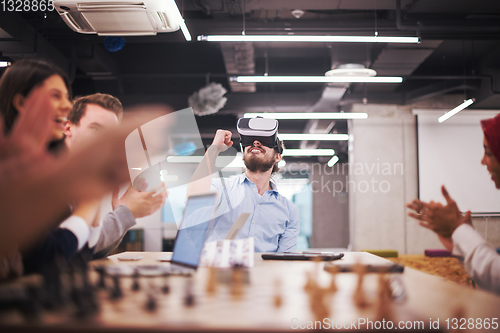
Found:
<box><xmin>63</xmin><ymin>93</ymin><xmax>168</xmax><ymax>258</ymax></box>
<box><xmin>407</xmin><ymin>113</ymin><xmax>500</xmax><ymax>295</ymax></box>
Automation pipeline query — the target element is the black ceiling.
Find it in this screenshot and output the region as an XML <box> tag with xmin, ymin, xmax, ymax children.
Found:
<box><xmin>2</xmin><ymin>0</ymin><xmax>500</xmax><ymax>163</ymax></box>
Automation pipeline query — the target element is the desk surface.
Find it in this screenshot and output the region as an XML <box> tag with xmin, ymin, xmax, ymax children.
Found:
<box><xmin>2</xmin><ymin>251</ymin><xmax>500</xmax><ymax>332</ymax></box>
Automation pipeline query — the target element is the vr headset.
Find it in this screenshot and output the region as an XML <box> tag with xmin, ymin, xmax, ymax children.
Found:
<box><xmin>237</xmin><ymin>117</ymin><xmax>283</xmax><ymax>154</ymax></box>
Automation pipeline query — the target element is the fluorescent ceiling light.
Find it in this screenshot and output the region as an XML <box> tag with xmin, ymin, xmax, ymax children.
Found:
<box><xmin>438</xmin><ymin>99</ymin><xmax>475</xmax><ymax>123</ymax></box>
<box><xmin>244</xmin><ymin>112</ymin><xmax>368</xmax><ymax>120</ymax></box>
<box><xmin>168</xmin><ymin>151</ymin><xmax>333</xmax><ymax>161</ymax></box>
<box><xmin>167</xmin><ymin>156</ymin><xmax>203</xmax><ymax>163</ymax></box>
<box><xmin>130</xmin><ymin>167</ymin><xmax>142</xmax><ymax>170</ymax></box>
<box><xmin>165</xmin><ymin>0</ymin><xmax>191</xmax><ymax>41</ymax></box>
<box><xmin>233</xmin><ymin>76</ymin><xmax>402</xmax><ymax>83</ymax></box>
<box><xmin>279</xmin><ymin>134</ymin><xmax>348</xmax><ymax>141</ymax></box>
<box><xmin>167</xmin><ymin>155</ymin><xmax>243</xmax><ymax>167</ymax></box>
<box><xmin>197</xmin><ymin>35</ymin><xmax>419</xmax><ymax>44</ymax></box>
<box><xmin>179</xmin><ymin>21</ymin><xmax>192</xmax><ymax>41</ymax></box>
<box><xmin>327</xmin><ymin>156</ymin><xmax>340</xmax><ymax>167</ymax></box>
<box><xmin>282</xmin><ymin>149</ymin><xmax>335</xmax><ymax>157</ymax></box>
<box><xmin>0</xmin><ymin>61</ymin><xmax>11</xmax><ymax>67</ymax></box>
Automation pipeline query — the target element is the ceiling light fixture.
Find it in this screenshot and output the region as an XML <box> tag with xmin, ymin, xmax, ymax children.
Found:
<box><xmin>232</xmin><ymin>76</ymin><xmax>402</xmax><ymax>83</ymax></box>
<box><xmin>0</xmin><ymin>61</ymin><xmax>11</xmax><ymax>67</ymax></box>
<box><xmin>438</xmin><ymin>99</ymin><xmax>475</xmax><ymax>123</ymax></box>
<box><xmin>167</xmin><ymin>156</ymin><xmax>203</xmax><ymax>163</ymax></box>
<box><xmin>327</xmin><ymin>156</ymin><xmax>340</xmax><ymax>167</ymax></box>
<box><xmin>244</xmin><ymin>112</ymin><xmax>368</xmax><ymax>120</ymax></box>
<box><xmin>179</xmin><ymin>21</ymin><xmax>192</xmax><ymax>41</ymax></box>
<box><xmin>197</xmin><ymin>35</ymin><xmax>419</xmax><ymax>44</ymax></box>
<box><xmin>278</xmin><ymin>134</ymin><xmax>348</xmax><ymax>141</ymax></box>
<box><xmin>164</xmin><ymin>0</ymin><xmax>191</xmax><ymax>41</ymax></box>
<box><xmin>282</xmin><ymin>149</ymin><xmax>335</xmax><ymax>157</ymax></box>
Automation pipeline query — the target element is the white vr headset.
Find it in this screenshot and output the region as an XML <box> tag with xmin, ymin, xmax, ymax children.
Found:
<box><xmin>237</xmin><ymin>117</ymin><xmax>282</xmax><ymax>154</ymax></box>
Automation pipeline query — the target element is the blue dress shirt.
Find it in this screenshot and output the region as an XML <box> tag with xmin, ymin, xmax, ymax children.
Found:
<box><xmin>207</xmin><ymin>173</ymin><xmax>300</xmax><ymax>252</ymax></box>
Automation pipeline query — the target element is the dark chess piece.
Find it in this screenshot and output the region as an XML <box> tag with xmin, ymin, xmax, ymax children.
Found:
<box><xmin>26</xmin><ymin>285</ymin><xmax>43</xmax><ymax>314</ymax></box>
<box><xmin>184</xmin><ymin>279</ymin><xmax>195</xmax><ymax>307</ymax></box>
<box><xmin>68</xmin><ymin>255</ymin><xmax>99</xmax><ymax>318</ymax></box>
<box><xmin>145</xmin><ymin>294</ymin><xmax>157</xmax><ymax>312</ymax></box>
<box><xmin>18</xmin><ymin>286</ymin><xmax>43</xmax><ymax>321</ymax></box>
<box><xmin>185</xmin><ymin>293</ymin><xmax>195</xmax><ymax>307</ymax></box>
<box><xmin>131</xmin><ymin>272</ymin><xmax>140</xmax><ymax>292</ymax></box>
<box><xmin>40</xmin><ymin>260</ymin><xmax>64</xmax><ymax>309</ymax></box>
<box><xmin>162</xmin><ymin>284</ymin><xmax>170</xmax><ymax>294</ymax></box>
<box><xmin>109</xmin><ymin>275</ymin><xmax>123</xmax><ymax>300</ymax></box>
<box><xmin>162</xmin><ymin>274</ymin><xmax>170</xmax><ymax>294</ymax></box>
<box><xmin>95</xmin><ymin>266</ymin><xmax>107</xmax><ymax>289</ymax></box>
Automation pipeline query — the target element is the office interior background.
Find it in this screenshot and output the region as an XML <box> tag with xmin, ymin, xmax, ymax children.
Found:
<box><xmin>2</xmin><ymin>0</ymin><xmax>500</xmax><ymax>254</ymax></box>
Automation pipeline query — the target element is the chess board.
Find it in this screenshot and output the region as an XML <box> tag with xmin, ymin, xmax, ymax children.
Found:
<box><xmin>1</xmin><ymin>251</ymin><xmax>499</xmax><ymax>332</ymax></box>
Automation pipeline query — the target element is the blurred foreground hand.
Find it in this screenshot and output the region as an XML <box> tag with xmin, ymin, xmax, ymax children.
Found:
<box><xmin>0</xmin><ymin>88</ymin><xmax>169</xmax><ymax>256</ymax></box>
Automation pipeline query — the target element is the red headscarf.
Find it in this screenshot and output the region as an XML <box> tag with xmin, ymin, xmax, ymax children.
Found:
<box><xmin>481</xmin><ymin>113</ymin><xmax>500</xmax><ymax>163</ymax></box>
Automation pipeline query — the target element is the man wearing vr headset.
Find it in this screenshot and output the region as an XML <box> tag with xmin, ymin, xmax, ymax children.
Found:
<box><xmin>187</xmin><ymin>117</ymin><xmax>299</xmax><ymax>252</ymax></box>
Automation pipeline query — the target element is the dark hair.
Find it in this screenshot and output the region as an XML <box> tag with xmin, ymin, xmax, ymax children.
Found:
<box><xmin>271</xmin><ymin>140</ymin><xmax>285</xmax><ymax>174</ymax></box>
<box><xmin>0</xmin><ymin>59</ymin><xmax>72</xmax><ymax>132</ymax></box>
<box><xmin>70</xmin><ymin>93</ymin><xmax>123</xmax><ymax>125</ymax></box>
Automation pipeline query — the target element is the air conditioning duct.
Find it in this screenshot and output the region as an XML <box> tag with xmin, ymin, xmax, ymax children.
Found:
<box><xmin>53</xmin><ymin>0</ymin><xmax>186</xmax><ymax>36</ymax></box>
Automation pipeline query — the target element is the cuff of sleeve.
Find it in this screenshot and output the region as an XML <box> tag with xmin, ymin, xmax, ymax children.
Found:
<box><xmin>116</xmin><ymin>205</ymin><xmax>137</xmax><ymax>229</ymax></box>
<box><xmin>451</xmin><ymin>223</ymin><xmax>485</xmax><ymax>257</ymax></box>
<box><xmin>88</xmin><ymin>225</ymin><xmax>102</xmax><ymax>249</ymax></box>
<box><xmin>59</xmin><ymin>216</ymin><xmax>90</xmax><ymax>251</ymax></box>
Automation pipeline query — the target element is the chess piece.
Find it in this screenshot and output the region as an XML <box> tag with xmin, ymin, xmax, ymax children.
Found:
<box><xmin>352</xmin><ymin>263</ymin><xmax>369</xmax><ymax>308</ymax></box>
<box><xmin>109</xmin><ymin>275</ymin><xmax>123</xmax><ymax>300</ymax></box>
<box><xmin>95</xmin><ymin>266</ymin><xmax>107</xmax><ymax>289</ymax></box>
<box><xmin>131</xmin><ymin>272</ymin><xmax>140</xmax><ymax>292</ymax></box>
<box><xmin>19</xmin><ymin>285</ymin><xmax>42</xmax><ymax>321</ymax></box>
<box><xmin>230</xmin><ymin>266</ymin><xmax>244</xmax><ymax>301</ymax></box>
<box><xmin>304</xmin><ymin>267</ymin><xmax>331</xmax><ymax>321</ymax></box>
<box><xmin>205</xmin><ymin>267</ymin><xmax>217</xmax><ymax>296</ymax></box>
<box><xmin>303</xmin><ymin>271</ymin><xmax>316</xmax><ymax>293</ymax></box>
<box><xmin>145</xmin><ymin>293</ymin><xmax>157</xmax><ymax>312</ymax></box>
<box><xmin>310</xmin><ymin>287</ymin><xmax>330</xmax><ymax>321</ymax></box>
<box><xmin>376</xmin><ymin>274</ymin><xmax>393</xmax><ymax>321</ymax></box>
<box><xmin>162</xmin><ymin>275</ymin><xmax>170</xmax><ymax>294</ymax></box>
<box><xmin>184</xmin><ymin>278</ymin><xmax>195</xmax><ymax>307</ymax></box>
<box><xmin>41</xmin><ymin>259</ymin><xmax>66</xmax><ymax>309</ymax></box>
<box><xmin>273</xmin><ymin>279</ymin><xmax>283</xmax><ymax>309</ymax></box>
<box><xmin>162</xmin><ymin>284</ymin><xmax>170</xmax><ymax>294</ymax></box>
<box><xmin>327</xmin><ymin>265</ymin><xmax>339</xmax><ymax>294</ymax></box>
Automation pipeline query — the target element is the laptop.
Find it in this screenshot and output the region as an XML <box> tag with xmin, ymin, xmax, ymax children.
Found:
<box><xmin>162</xmin><ymin>193</ymin><xmax>217</xmax><ymax>273</ymax></box>
<box><xmin>126</xmin><ymin>193</ymin><xmax>217</xmax><ymax>276</ymax></box>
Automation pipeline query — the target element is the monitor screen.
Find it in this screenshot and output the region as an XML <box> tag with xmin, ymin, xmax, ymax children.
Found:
<box><xmin>171</xmin><ymin>193</ymin><xmax>216</xmax><ymax>267</ymax></box>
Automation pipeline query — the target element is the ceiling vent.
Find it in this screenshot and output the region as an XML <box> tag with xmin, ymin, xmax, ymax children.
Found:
<box><xmin>325</xmin><ymin>63</ymin><xmax>377</xmax><ymax>77</ymax></box>
<box><xmin>53</xmin><ymin>0</ymin><xmax>183</xmax><ymax>36</ymax></box>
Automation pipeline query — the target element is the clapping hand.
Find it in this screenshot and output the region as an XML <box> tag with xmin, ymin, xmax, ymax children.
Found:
<box><xmin>406</xmin><ymin>186</ymin><xmax>472</xmax><ymax>248</ymax></box>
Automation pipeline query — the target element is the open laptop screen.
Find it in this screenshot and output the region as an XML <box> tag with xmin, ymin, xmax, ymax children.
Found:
<box><xmin>171</xmin><ymin>193</ymin><xmax>216</xmax><ymax>268</ymax></box>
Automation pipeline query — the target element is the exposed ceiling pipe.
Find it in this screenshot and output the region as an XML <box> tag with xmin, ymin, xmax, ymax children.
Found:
<box><xmin>220</xmin><ymin>42</ymin><xmax>256</xmax><ymax>93</ymax></box>
<box><xmin>299</xmin><ymin>50</ymin><xmax>349</xmax><ymax>150</ymax></box>
<box><xmin>396</xmin><ymin>0</ymin><xmax>500</xmax><ymax>32</ymax></box>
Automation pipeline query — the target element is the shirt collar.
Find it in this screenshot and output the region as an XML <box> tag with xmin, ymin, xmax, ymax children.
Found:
<box><xmin>239</xmin><ymin>173</ymin><xmax>279</xmax><ymax>195</ymax></box>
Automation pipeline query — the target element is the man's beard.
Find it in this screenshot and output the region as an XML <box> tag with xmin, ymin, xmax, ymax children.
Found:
<box><xmin>243</xmin><ymin>150</ymin><xmax>276</xmax><ymax>173</ymax></box>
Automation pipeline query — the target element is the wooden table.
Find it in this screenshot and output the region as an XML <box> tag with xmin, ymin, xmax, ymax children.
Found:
<box><xmin>1</xmin><ymin>251</ymin><xmax>500</xmax><ymax>332</ymax></box>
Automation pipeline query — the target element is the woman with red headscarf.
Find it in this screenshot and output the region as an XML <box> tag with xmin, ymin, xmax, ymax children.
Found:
<box><xmin>406</xmin><ymin>114</ymin><xmax>500</xmax><ymax>295</ymax></box>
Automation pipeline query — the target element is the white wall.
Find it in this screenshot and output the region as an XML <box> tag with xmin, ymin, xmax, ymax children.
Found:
<box><xmin>349</xmin><ymin>104</ymin><xmax>444</xmax><ymax>254</ymax></box>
